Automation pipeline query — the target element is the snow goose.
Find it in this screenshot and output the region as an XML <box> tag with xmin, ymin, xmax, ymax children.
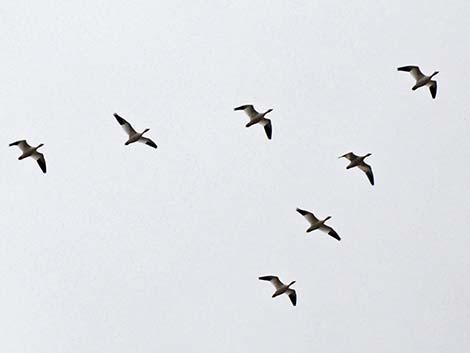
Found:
<box><xmin>114</xmin><ymin>113</ymin><xmax>158</xmax><ymax>149</ymax></box>
<box><xmin>259</xmin><ymin>275</ymin><xmax>296</xmax><ymax>306</ymax></box>
<box><xmin>234</xmin><ymin>105</ymin><xmax>273</xmax><ymax>140</ymax></box>
<box><xmin>9</xmin><ymin>140</ymin><xmax>46</xmax><ymax>173</ymax></box>
<box><xmin>296</xmin><ymin>208</ymin><xmax>340</xmax><ymax>241</ymax></box>
<box><xmin>397</xmin><ymin>66</ymin><xmax>438</xmax><ymax>99</ymax></box>
<box><xmin>339</xmin><ymin>152</ymin><xmax>374</xmax><ymax>185</ymax></box>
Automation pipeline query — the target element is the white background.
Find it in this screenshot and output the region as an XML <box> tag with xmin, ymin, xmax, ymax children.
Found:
<box><xmin>1</xmin><ymin>1</ymin><xmax>470</xmax><ymax>352</ymax></box>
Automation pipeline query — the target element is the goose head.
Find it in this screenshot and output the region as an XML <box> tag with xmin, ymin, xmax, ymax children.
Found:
<box><xmin>143</xmin><ymin>128</ymin><xmax>150</xmax><ymax>134</ymax></box>
<box><xmin>36</xmin><ymin>143</ymin><xmax>44</xmax><ymax>150</ymax></box>
<box><xmin>264</xmin><ymin>108</ymin><xmax>273</xmax><ymax>115</ymax></box>
<box><xmin>364</xmin><ymin>153</ymin><xmax>372</xmax><ymax>158</ymax></box>
<box><xmin>287</xmin><ymin>281</ymin><xmax>296</xmax><ymax>287</ymax></box>
<box><xmin>323</xmin><ymin>216</ymin><xmax>332</xmax><ymax>222</ymax></box>
<box><xmin>431</xmin><ymin>71</ymin><xmax>439</xmax><ymax>78</ymax></box>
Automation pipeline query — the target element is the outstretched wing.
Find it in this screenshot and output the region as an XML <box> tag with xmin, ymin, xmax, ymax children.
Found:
<box><xmin>262</xmin><ymin>119</ymin><xmax>272</xmax><ymax>140</ymax></box>
<box><xmin>340</xmin><ymin>152</ymin><xmax>358</xmax><ymax>161</ymax></box>
<box><xmin>296</xmin><ymin>208</ymin><xmax>319</xmax><ymax>225</ymax></box>
<box><xmin>397</xmin><ymin>66</ymin><xmax>425</xmax><ymax>81</ymax></box>
<box><xmin>427</xmin><ymin>80</ymin><xmax>437</xmax><ymax>99</ymax></box>
<box><xmin>259</xmin><ymin>275</ymin><xmax>284</xmax><ymax>290</ymax></box>
<box><xmin>138</xmin><ymin>137</ymin><xmax>158</xmax><ymax>149</ymax></box>
<box><xmin>286</xmin><ymin>289</ymin><xmax>297</xmax><ymax>306</ymax></box>
<box><xmin>358</xmin><ymin>162</ymin><xmax>374</xmax><ymax>185</ymax></box>
<box><xmin>234</xmin><ymin>105</ymin><xmax>259</xmax><ymax>119</ymax></box>
<box><xmin>31</xmin><ymin>151</ymin><xmax>47</xmax><ymax>173</ymax></box>
<box><xmin>9</xmin><ymin>140</ymin><xmax>32</xmax><ymax>152</ymax></box>
<box><xmin>114</xmin><ymin>113</ymin><xmax>137</xmax><ymax>136</ymax></box>
<box><xmin>319</xmin><ymin>224</ymin><xmax>341</xmax><ymax>241</ymax></box>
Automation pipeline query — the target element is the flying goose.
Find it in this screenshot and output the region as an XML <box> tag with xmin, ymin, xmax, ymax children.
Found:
<box><xmin>259</xmin><ymin>275</ymin><xmax>296</xmax><ymax>306</ymax></box>
<box><xmin>114</xmin><ymin>113</ymin><xmax>158</xmax><ymax>149</ymax></box>
<box><xmin>296</xmin><ymin>208</ymin><xmax>340</xmax><ymax>241</ymax></box>
<box><xmin>339</xmin><ymin>152</ymin><xmax>374</xmax><ymax>185</ymax></box>
<box><xmin>234</xmin><ymin>105</ymin><xmax>273</xmax><ymax>140</ymax></box>
<box><xmin>397</xmin><ymin>66</ymin><xmax>438</xmax><ymax>99</ymax></box>
<box><xmin>9</xmin><ymin>140</ymin><xmax>47</xmax><ymax>173</ymax></box>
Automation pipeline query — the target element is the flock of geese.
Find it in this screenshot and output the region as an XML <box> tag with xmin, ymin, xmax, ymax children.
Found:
<box><xmin>8</xmin><ymin>65</ymin><xmax>438</xmax><ymax>307</ymax></box>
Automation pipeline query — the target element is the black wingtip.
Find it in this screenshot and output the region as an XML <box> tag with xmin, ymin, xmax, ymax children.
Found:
<box><xmin>397</xmin><ymin>66</ymin><xmax>414</xmax><ymax>72</ymax></box>
<box><xmin>429</xmin><ymin>85</ymin><xmax>437</xmax><ymax>99</ymax></box>
<box><xmin>113</xmin><ymin>113</ymin><xmax>126</xmax><ymax>125</ymax></box>
<box><xmin>288</xmin><ymin>292</ymin><xmax>297</xmax><ymax>306</ymax></box>
<box><xmin>264</xmin><ymin>122</ymin><xmax>272</xmax><ymax>140</ymax></box>
<box><xmin>146</xmin><ymin>140</ymin><xmax>158</xmax><ymax>149</ymax></box>
<box><xmin>37</xmin><ymin>159</ymin><xmax>47</xmax><ymax>174</ymax></box>
<box><xmin>367</xmin><ymin>172</ymin><xmax>374</xmax><ymax>186</ymax></box>
<box><xmin>329</xmin><ymin>230</ymin><xmax>341</xmax><ymax>241</ymax></box>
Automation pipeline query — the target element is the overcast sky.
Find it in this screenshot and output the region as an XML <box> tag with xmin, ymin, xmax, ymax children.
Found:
<box><xmin>1</xmin><ymin>1</ymin><xmax>470</xmax><ymax>352</ymax></box>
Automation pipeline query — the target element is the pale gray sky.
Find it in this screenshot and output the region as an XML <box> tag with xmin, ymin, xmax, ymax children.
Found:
<box><xmin>1</xmin><ymin>1</ymin><xmax>470</xmax><ymax>352</ymax></box>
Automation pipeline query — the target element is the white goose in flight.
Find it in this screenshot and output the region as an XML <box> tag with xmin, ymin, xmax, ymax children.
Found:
<box><xmin>234</xmin><ymin>105</ymin><xmax>273</xmax><ymax>140</ymax></box>
<box><xmin>9</xmin><ymin>140</ymin><xmax>47</xmax><ymax>173</ymax></box>
<box><xmin>397</xmin><ymin>66</ymin><xmax>438</xmax><ymax>99</ymax></box>
<box><xmin>259</xmin><ymin>275</ymin><xmax>296</xmax><ymax>306</ymax></box>
<box><xmin>339</xmin><ymin>152</ymin><xmax>374</xmax><ymax>185</ymax></box>
<box><xmin>114</xmin><ymin>113</ymin><xmax>158</xmax><ymax>149</ymax></box>
<box><xmin>296</xmin><ymin>208</ymin><xmax>341</xmax><ymax>241</ymax></box>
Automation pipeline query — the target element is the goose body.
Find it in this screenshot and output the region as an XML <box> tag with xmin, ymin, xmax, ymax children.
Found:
<box><xmin>339</xmin><ymin>152</ymin><xmax>374</xmax><ymax>185</ymax></box>
<box><xmin>114</xmin><ymin>113</ymin><xmax>158</xmax><ymax>149</ymax></box>
<box><xmin>296</xmin><ymin>208</ymin><xmax>340</xmax><ymax>241</ymax></box>
<box><xmin>259</xmin><ymin>275</ymin><xmax>296</xmax><ymax>306</ymax></box>
<box><xmin>9</xmin><ymin>140</ymin><xmax>47</xmax><ymax>173</ymax></box>
<box><xmin>234</xmin><ymin>105</ymin><xmax>273</xmax><ymax>140</ymax></box>
<box><xmin>397</xmin><ymin>66</ymin><xmax>438</xmax><ymax>99</ymax></box>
